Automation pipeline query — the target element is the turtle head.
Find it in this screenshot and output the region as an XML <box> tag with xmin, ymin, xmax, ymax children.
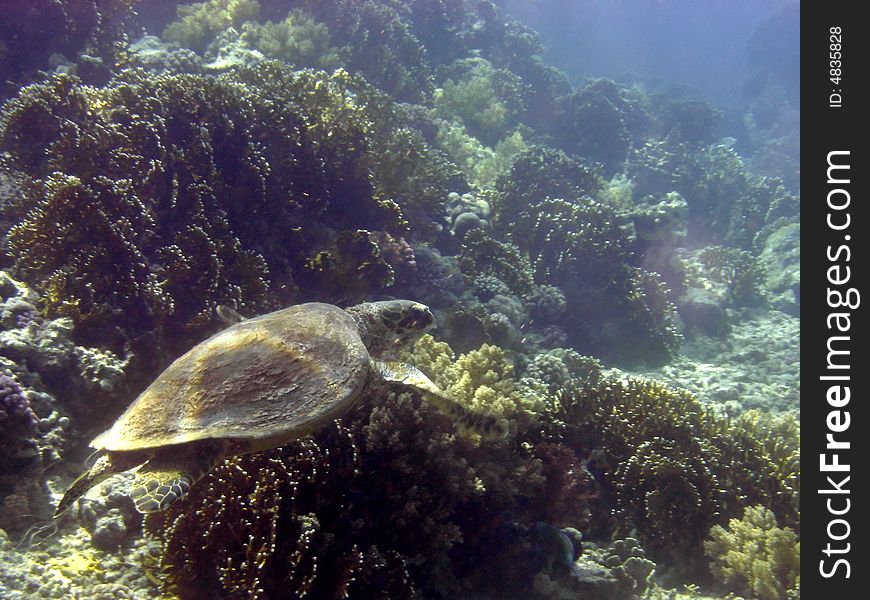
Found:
<box><xmin>346</xmin><ymin>300</ymin><xmax>435</xmax><ymax>357</ymax></box>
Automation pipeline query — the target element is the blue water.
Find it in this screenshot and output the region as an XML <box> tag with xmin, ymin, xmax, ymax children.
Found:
<box><xmin>499</xmin><ymin>0</ymin><xmax>799</xmax><ymax>110</ymax></box>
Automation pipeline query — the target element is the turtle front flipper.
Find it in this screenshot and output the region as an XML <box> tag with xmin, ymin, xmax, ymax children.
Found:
<box><xmin>56</xmin><ymin>450</ymin><xmax>149</xmax><ymax>517</ymax></box>
<box><xmin>129</xmin><ymin>440</ymin><xmax>227</xmax><ymax>513</ymax></box>
<box><xmin>216</xmin><ymin>304</ymin><xmax>245</xmax><ymax>325</ymax></box>
<box><xmin>374</xmin><ymin>361</ymin><xmax>509</xmax><ymax>441</ymax></box>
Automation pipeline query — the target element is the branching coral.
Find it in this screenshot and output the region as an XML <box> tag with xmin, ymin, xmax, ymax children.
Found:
<box><xmin>291</xmin><ymin>0</ymin><xmax>434</xmax><ymax>103</ymax></box>
<box><xmin>615</xmin><ymin>436</ymin><xmax>718</xmax><ymax>566</ymax></box>
<box><xmin>628</xmin><ymin>138</ymin><xmax>799</xmax><ymax>250</ymax></box>
<box><xmin>487</xmin><ymin>143</ymin><xmax>681</xmax><ymax>364</ymax></box>
<box><xmin>550</xmin><ymin>79</ymin><xmax>641</xmax><ymax>173</ymax></box>
<box><xmin>7</xmin><ymin>172</ymin><xmax>170</xmax><ymax>343</ymax></box>
<box><xmin>147</xmin><ymin>394</ymin><xmax>531</xmax><ymax>597</ymax></box>
<box><xmin>549</xmin><ymin>378</ymin><xmax>800</xmax><ymax>574</ymax></box>
<box><xmin>693</xmin><ymin>246</ymin><xmax>768</xmax><ymax>308</ymax></box>
<box><xmin>301</xmin><ymin>230</ymin><xmax>396</xmax><ymax>297</ymax></box>
<box><xmin>492</xmin><ymin>145</ymin><xmax>602</xmax><ymax>242</ymax></box>
<box><xmin>457</xmin><ymin>229</ymin><xmax>534</xmax><ymax>297</ymax></box>
<box><xmin>708</xmin><ymin>411</ymin><xmax>800</xmax><ymax>533</ymax></box>
<box><xmin>148</xmin><ymin>428</ymin><xmax>390</xmax><ymax>599</ymax></box>
<box><xmin>529</xmin><ymin>442</ymin><xmax>598</xmax><ymax>532</ymax></box>
<box><xmin>163</xmin><ymin>0</ymin><xmax>261</xmax><ymax>54</ymax></box>
<box><xmin>406</xmin><ymin>334</ymin><xmax>544</xmax><ymax>425</ymax></box>
<box><xmin>435</xmin><ymin>121</ymin><xmax>527</xmax><ymax>189</ymax></box>
<box><xmin>0</xmin><ymin>65</ymin><xmax>454</xmax><ymax>362</ymax></box>
<box><xmin>464</xmin><ymin>2</ymin><xmax>570</xmax><ymax>132</ymax></box>
<box><xmin>434</xmin><ymin>58</ymin><xmax>525</xmax><ymax>146</ymax></box>
<box><xmin>705</xmin><ymin>506</ymin><xmax>800</xmax><ymax>600</ymax></box>
<box><xmin>144</xmin><ymin>331</ymin><xmax>617</xmax><ymax>598</ymax></box>
<box><xmin>0</xmin><ymin>0</ymin><xmax>137</xmax><ymax>88</ymax></box>
<box><xmin>520</xmin><ymin>197</ymin><xmax>680</xmax><ymax>365</ymax></box>
<box><xmin>399</xmin><ymin>0</ymin><xmax>475</xmax><ymax>68</ymax></box>
<box><xmin>241</xmin><ymin>8</ymin><xmax>341</xmax><ymax>70</ymax></box>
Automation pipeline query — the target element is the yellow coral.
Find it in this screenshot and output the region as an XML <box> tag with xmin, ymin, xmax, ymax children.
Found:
<box><xmin>163</xmin><ymin>0</ymin><xmax>261</xmax><ymax>52</ymax></box>
<box><xmin>407</xmin><ymin>335</ymin><xmax>545</xmax><ymax>429</ymax></box>
<box><xmin>704</xmin><ymin>505</ymin><xmax>800</xmax><ymax>600</ymax></box>
<box><xmin>48</xmin><ymin>549</ymin><xmax>103</xmax><ymax>582</ymax></box>
<box><xmin>241</xmin><ymin>9</ymin><xmax>341</xmax><ymax>70</ymax></box>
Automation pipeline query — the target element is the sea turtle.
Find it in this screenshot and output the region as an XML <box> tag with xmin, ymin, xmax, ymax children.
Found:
<box><xmin>56</xmin><ymin>300</ymin><xmax>507</xmax><ymax>515</ymax></box>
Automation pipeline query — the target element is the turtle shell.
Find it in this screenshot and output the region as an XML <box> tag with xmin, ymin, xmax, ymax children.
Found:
<box><xmin>92</xmin><ymin>303</ymin><xmax>371</xmax><ymax>452</ymax></box>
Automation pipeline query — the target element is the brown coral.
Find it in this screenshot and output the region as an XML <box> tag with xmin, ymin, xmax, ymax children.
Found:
<box><xmin>1</xmin><ymin>66</ymin><xmax>454</xmax><ymax>366</ymax></box>
<box><xmin>549</xmin><ymin>378</ymin><xmax>799</xmax><ymax>574</ymax></box>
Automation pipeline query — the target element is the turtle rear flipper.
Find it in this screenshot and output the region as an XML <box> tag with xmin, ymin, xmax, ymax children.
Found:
<box><xmin>130</xmin><ymin>440</ymin><xmax>227</xmax><ymax>513</ymax></box>
<box><xmin>55</xmin><ymin>450</ymin><xmax>148</xmax><ymax>517</ymax></box>
<box><xmin>375</xmin><ymin>360</ymin><xmax>509</xmax><ymax>441</ymax></box>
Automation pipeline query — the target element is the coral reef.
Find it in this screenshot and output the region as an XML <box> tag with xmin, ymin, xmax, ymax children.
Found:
<box><xmin>692</xmin><ymin>246</ymin><xmax>768</xmax><ymax>309</ymax></box>
<box><xmin>1</xmin><ymin>289</ymin><xmax>797</xmax><ymax>599</ymax></box>
<box><xmin>462</xmin><ymin>2</ymin><xmax>572</xmax><ymax>133</ymax></box>
<box><xmin>446</xmin><ymin>191</ymin><xmax>492</xmax><ymax>234</ymax></box>
<box><xmin>671</xmin><ymin>244</ymin><xmax>768</xmax><ymax>337</ymax></box>
<box><xmin>162</xmin><ymin>0</ymin><xmax>261</xmax><ymax>54</ymax></box>
<box><xmin>0</xmin><ymin>65</ymin><xmax>456</xmax><ymax>367</ymax></box>
<box><xmin>200</xmin><ymin>28</ymin><xmax>267</xmax><ymax>71</ymax></box>
<box><xmin>522</xmin><ymin>285</ymin><xmax>567</xmax><ymax>325</ymax></box>
<box><xmin>146</xmin><ymin>399</ymin><xmax>520</xmax><ymax>598</ymax></box>
<box><xmin>492</xmin><ymin>145</ymin><xmax>602</xmax><ymax>242</ymax></box>
<box><xmin>435</xmin><ymin>122</ymin><xmax>527</xmax><ymax>189</ymax></box>
<box><xmin>434</xmin><ymin>57</ymin><xmax>525</xmax><ymax>146</ymax></box>
<box><xmin>128</xmin><ymin>35</ymin><xmax>205</xmax><ymax>74</ymax></box>
<box><xmin>241</xmin><ymin>8</ymin><xmax>341</xmax><ymax>70</ymax></box>
<box><xmin>521</xmin><ymin>197</ymin><xmax>680</xmax><ymax>365</ymax></box>
<box><xmin>143</xmin><ymin>336</ymin><xmax>611</xmax><ymax>599</ymax></box>
<box><xmin>623</xmin><ymin>191</ymin><xmax>688</xmax><ymax>280</ymax></box>
<box><xmin>524</xmin><ymin>348</ymin><xmax>602</xmax><ymax>394</ymax></box>
<box><xmin>0</xmin><ymin>270</ymin><xmax>133</xmax><ymax>533</ymax></box>
<box><xmin>705</xmin><ymin>506</ymin><xmax>800</xmax><ymax>600</ymax></box>
<box><xmin>661</xmin><ymin>99</ymin><xmax>721</xmax><ymax>145</ymax></box>
<box><xmin>549</xmin><ymin>377</ymin><xmax>799</xmax><ymax>576</ymax></box>
<box><xmin>163</xmin><ymin>2</ymin><xmax>344</xmax><ymax>74</ymax></box>
<box><xmin>0</xmin><ymin>0</ymin><xmax>137</xmax><ymax>90</ymax></box>
<box><xmin>532</xmin><ymin>537</ymin><xmax>656</xmax><ymax>600</ymax></box>
<box><xmin>0</xmin><ymin>2</ymin><xmax>800</xmax><ymax>599</ymax></box>
<box><xmin>292</xmin><ymin>0</ymin><xmax>434</xmax><ymax>103</ymax></box>
<box><xmin>0</xmin><ymin>498</ymin><xmax>159</xmax><ymax>600</ymax></box>
<box><xmin>407</xmin><ymin>334</ymin><xmax>545</xmax><ymax>424</ymax></box>
<box><xmin>457</xmin><ymin>229</ymin><xmax>534</xmax><ymax>297</ymax></box>
<box><xmin>147</xmin><ymin>430</ymin><xmax>387</xmax><ymax>600</ymax></box>
<box><xmin>482</xmin><ymin>145</ymin><xmax>682</xmax><ymax>364</ymax></box>
<box><xmin>550</xmin><ymin>79</ymin><xmax>649</xmax><ymax>173</ymax></box>
<box><xmin>0</xmin><ymin>372</ymin><xmax>37</xmax><ymax>453</ymax></box>
<box><xmin>628</xmin><ymin>139</ymin><xmax>798</xmax><ymax>251</ymax></box>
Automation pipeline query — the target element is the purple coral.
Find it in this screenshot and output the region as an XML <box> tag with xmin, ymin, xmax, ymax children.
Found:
<box><xmin>371</xmin><ymin>231</ymin><xmax>417</xmax><ymax>286</ymax></box>
<box><xmin>0</xmin><ymin>373</ymin><xmax>38</xmax><ymax>450</ymax></box>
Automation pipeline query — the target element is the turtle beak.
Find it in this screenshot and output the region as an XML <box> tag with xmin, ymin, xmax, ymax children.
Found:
<box><xmin>408</xmin><ymin>303</ymin><xmax>435</xmax><ymax>332</ymax></box>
